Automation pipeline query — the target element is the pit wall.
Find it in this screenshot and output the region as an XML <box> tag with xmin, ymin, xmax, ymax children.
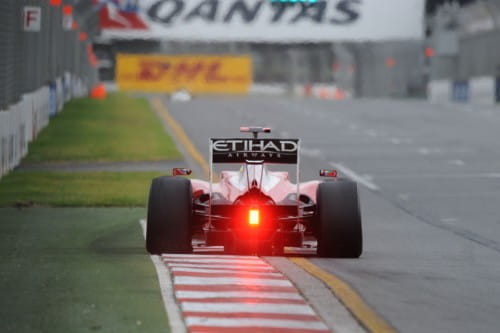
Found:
<box><xmin>0</xmin><ymin>73</ymin><xmax>88</xmax><ymax>179</ymax></box>
<box><xmin>428</xmin><ymin>76</ymin><xmax>500</xmax><ymax>105</ymax></box>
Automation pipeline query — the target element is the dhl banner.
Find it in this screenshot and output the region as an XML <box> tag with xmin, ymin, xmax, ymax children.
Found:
<box><xmin>116</xmin><ymin>54</ymin><xmax>252</xmax><ymax>94</ymax></box>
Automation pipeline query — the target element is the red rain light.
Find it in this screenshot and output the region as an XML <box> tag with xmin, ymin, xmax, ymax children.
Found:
<box><xmin>248</xmin><ymin>209</ymin><xmax>260</xmax><ymax>226</ymax></box>
<box><xmin>63</xmin><ymin>5</ymin><xmax>73</xmax><ymax>16</ymax></box>
<box><xmin>385</xmin><ymin>57</ymin><xmax>396</xmax><ymax>68</ymax></box>
<box><xmin>425</xmin><ymin>47</ymin><xmax>435</xmax><ymax>58</ymax></box>
<box><xmin>79</xmin><ymin>32</ymin><xmax>87</xmax><ymax>41</ymax></box>
<box><xmin>50</xmin><ymin>0</ymin><xmax>62</xmax><ymax>6</ymax></box>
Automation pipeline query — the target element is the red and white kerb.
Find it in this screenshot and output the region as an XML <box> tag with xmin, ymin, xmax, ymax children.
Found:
<box><xmin>162</xmin><ymin>254</ymin><xmax>330</xmax><ymax>333</ymax></box>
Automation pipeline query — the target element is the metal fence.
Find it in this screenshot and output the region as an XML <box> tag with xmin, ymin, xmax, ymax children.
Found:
<box><xmin>348</xmin><ymin>41</ymin><xmax>426</xmax><ymax>98</ymax></box>
<box><xmin>430</xmin><ymin>1</ymin><xmax>500</xmax><ymax>80</ymax></box>
<box><xmin>0</xmin><ymin>0</ymin><xmax>98</xmax><ymax>110</ymax></box>
<box><xmin>0</xmin><ymin>0</ymin><xmax>99</xmax><ymax>178</ymax></box>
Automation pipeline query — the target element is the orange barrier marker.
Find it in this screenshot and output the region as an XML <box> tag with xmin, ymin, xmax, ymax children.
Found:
<box><xmin>90</xmin><ymin>83</ymin><xmax>106</xmax><ymax>100</ymax></box>
<box><xmin>319</xmin><ymin>88</ymin><xmax>329</xmax><ymax>99</ymax></box>
<box><xmin>334</xmin><ymin>89</ymin><xmax>346</xmax><ymax>100</ymax></box>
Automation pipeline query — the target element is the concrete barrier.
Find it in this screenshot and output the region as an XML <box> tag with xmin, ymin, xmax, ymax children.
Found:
<box><xmin>428</xmin><ymin>76</ymin><xmax>500</xmax><ymax>106</ymax></box>
<box><xmin>469</xmin><ymin>76</ymin><xmax>495</xmax><ymax>105</ymax></box>
<box><xmin>428</xmin><ymin>79</ymin><xmax>451</xmax><ymax>104</ymax></box>
<box><xmin>0</xmin><ymin>74</ymin><xmax>89</xmax><ymax>179</ymax></box>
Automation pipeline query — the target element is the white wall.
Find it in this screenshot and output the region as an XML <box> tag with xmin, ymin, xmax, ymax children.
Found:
<box><xmin>428</xmin><ymin>76</ymin><xmax>498</xmax><ymax>105</ymax></box>
<box><xmin>0</xmin><ymin>74</ymin><xmax>88</xmax><ymax>179</ymax></box>
<box><xmin>428</xmin><ymin>79</ymin><xmax>452</xmax><ymax>104</ymax></box>
<box><xmin>469</xmin><ymin>76</ymin><xmax>495</xmax><ymax>105</ymax></box>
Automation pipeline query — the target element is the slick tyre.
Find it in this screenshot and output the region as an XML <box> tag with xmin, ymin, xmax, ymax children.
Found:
<box><xmin>146</xmin><ymin>176</ymin><xmax>193</xmax><ymax>254</ymax></box>
<box><xmin>316</xmin><ymin>180</ymin><xmax>363</xmax><ymax>258</ymax></box>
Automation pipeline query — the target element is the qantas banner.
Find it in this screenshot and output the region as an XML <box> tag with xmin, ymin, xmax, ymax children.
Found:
<box><xmin>116</xmin><ymin>54</ymin><xmax>252</xmax><ymax>93</ymax></box>
<box><xmin>97</xmin><ymin>0</ymin><xmax>425</xmax><ymax>42</ymax></box>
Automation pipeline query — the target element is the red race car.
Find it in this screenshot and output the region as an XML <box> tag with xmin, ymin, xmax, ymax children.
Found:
<box><xmin>146</xmin><ymin>127</ymin><xmax>362</xmax><ymax>257</ymax></box>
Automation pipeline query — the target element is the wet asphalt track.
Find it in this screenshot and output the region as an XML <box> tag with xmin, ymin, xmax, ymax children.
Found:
<box><xmin>162</xmin><ymin>95</ymin><xmax>500</xmax><ymax>333</ymax></box>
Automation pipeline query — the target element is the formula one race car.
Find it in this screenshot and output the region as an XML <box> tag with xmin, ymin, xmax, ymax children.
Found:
<box><xmin>146</xmin><ymin>127</ymin><xmax>362</xmax><ymax>258</ymax></box>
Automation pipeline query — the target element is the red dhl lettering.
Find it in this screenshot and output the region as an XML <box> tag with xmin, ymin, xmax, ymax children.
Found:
<box><xmin>136</xmin><ymin>60</ymin><xmax>246</xmax><ymax>83</ymax></box>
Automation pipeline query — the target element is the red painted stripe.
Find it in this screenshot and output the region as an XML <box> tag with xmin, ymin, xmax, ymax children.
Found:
<box><xmin>189</xmin><ymin>326</ymin><xmax>330</xmax><ymax>333</ymax></box>
<box><xmin>162</xmin><ymin>255</ymin><xmax>257</xmax><ymax>259</ymax></box>
<box><xmin>163</xmin><ymin>260</ymin><xmax>269</xmax><ymax>267</ymax></box>
<box><xmin>183</xmin><ymin>312</ymin><xmax>320</xmax><ymax>321</ymax></box>
<box><xmin>178</xmin><ymin>298</ymin><xmax>306</xmax><ymax>305</ymax></box>
<box><xmin>172</xmin><ymin>271</ymin><xmax>287</xmax><ymax>280</ymax></box>
<box><xmin>175</xmin><ymin>284</ymin><xmax>298</xmax><ymax>293</ymax></box>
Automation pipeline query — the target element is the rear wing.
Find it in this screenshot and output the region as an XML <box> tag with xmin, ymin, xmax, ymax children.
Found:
<box><xmin>207</xmin><ymin>129</ymin><xmax>301</xmax><ymax>225</ymax></box>
<box><xmin>210</xmin><ymin>138</ymin><xmax>300</xmax><ymax>164</ymax></box>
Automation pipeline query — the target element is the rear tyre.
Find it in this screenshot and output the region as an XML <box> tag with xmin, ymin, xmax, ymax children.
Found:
<box><xmin>316</xmin><ymin>180</ymin><xmax>363</xmax><ymax>258</ymax></box>
<box><xmin>146</xmin><ymin>176</ymin><xmax>193</xmax><ymax>254</ymax></box>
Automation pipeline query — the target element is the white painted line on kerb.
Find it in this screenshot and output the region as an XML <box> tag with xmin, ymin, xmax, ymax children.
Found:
<box><xmin>174</xmin><ymin>276</ymin><xmax>293</xmax><ymax>287</ymax></box>
<box><xmin>181</xmin><ymin>302</ymin><xmax>315</xmax><ymax>315</ymax></box>
<box><xmin>330</xmin><ymin>162</ymin><xmax>380</xmax><ymax>192</ymax></box>
<box><xmin>139</xmin><ymin>220</ymin><xmax>186</xmax><ymax>333</ymax></box>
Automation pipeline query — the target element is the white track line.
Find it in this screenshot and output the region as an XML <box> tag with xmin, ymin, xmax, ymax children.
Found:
<box><xmin>330</xmin><ymin>162</ymin><xmax>380</xmax><ymax>192</ymax></box>
<box><xmin>181</xmin><ymin>302</ymin><xmax>316</xmax><ymax>315</ymax></box>
<box><xmin>139</xmin><ymin>220</ymin><xmax>186</xmax><ymax>333</ymax></box>
<box><xmin>174</xmin><ymin>276</ymin><xmax>293</xmax><ymax>287</ymax></box>
<box><xmin>185</xmin><ymin>317</ymin><xmax>328</xmax><ymax>330</ymax></box>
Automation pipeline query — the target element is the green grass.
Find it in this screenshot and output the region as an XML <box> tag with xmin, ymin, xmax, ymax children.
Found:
<box><xmin>0</xmin><ymin>207</ymin><xmax>169</xmax><ymax>333</ymax></box>
<box><xmin>0</xmin><ymin>171</ymin><xmax>165</xmax><ymax>207</ymax></box>
<box><xmin>24</xmin><ymin>93</ymin><xmax>180</xmax><ymax>163</ymax></box>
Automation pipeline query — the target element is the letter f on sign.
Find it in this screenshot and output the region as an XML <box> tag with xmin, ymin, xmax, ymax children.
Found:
<box><xmin>24</xmin><ymin>7</ymin><xmax>41</xmax><ymax>31</ymax></box>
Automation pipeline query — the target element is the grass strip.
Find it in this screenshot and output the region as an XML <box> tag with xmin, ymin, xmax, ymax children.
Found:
<box><xmin>0</xmin><ymin>171</ymin><xmax>165</xmax><ymax>207</ymax></box>
<box><xmin>0</xmin><ymin>207</ymin><xmax>169</xmax><ymax>333</ymax></box>
<box><xmin>24</xmin><ymin>93</ymin><xmax>180</xmax><ymax>163</ymax></box>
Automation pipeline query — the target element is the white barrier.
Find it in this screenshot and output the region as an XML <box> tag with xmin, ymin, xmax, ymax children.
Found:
<box><xmin>427</xmin><ymin>79</ymin><xmax>452</xmax><ymax>104</ymax></box>
<box><xmin>249</xmin><ymin>83</ymin><xmax>287</xmax><ymax>96</ymax></box>
<box><xmin>298</xmin><ymin>84</ymin><xmax>352</xmax><ymax>100</ymax></box>
<box><xmin>0</xmin><ymin>74</ymin><xmax>89</xmax><ymax>179</ymax></box>
<box><xmin>469</xmin><ymin>76</ymin><xmax>495</xmax><ymax>105</ymax></box>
